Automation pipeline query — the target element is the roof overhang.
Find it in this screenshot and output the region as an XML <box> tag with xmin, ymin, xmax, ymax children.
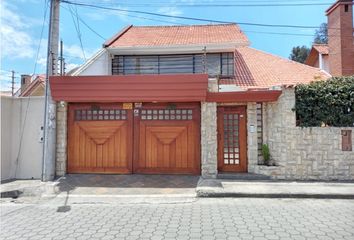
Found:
<box><xmin>326</xmin><ymin>0</ymin><xmax>353</xmax><ymax>15</ymax></box>
<box><xmin>206</xmin><ymin>90</ymin><xmax>282</xmax><ymax>102</ymax></box>
<box><xmin>106</xmin><ymin>42</ymin><xmax>249</xmax><ymax>55</ymax></box>
<box><xmin>50</xmin><ymin>74</ymin><xmax>208</xmax><ymax>102</ymax></box>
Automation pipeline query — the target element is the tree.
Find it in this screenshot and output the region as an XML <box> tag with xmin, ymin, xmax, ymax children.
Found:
<box><xmin>314</xmin><ymin>23</ymin><xmax>328</xmax><ymax>44</ymax></box>
<box><xmin>289</xmin><ymin>46</ymin><xmax>310</xmax><ymax>63</ymax></box>
<box><xmin>289</xmin><ymin>23</ymin><xmax>328</xmax><ymax>63</ymax></box>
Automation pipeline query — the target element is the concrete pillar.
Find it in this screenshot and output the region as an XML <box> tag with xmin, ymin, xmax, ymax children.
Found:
<box><xmin>201</xmin><ymin>102</ymin><xmax>218</xmax><ymax>178</ymax></box>
<box><xmin>247</xmin><ymin>102</ymin><xmax>259</xmax><ymax>173</ymax></box>
<box><xmin>55</xmin><ymin>101</ymin><xmax>67</xmax><ymax>176</ymax></box>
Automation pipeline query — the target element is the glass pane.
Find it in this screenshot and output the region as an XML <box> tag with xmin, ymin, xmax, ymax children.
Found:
<box><xmin>221</xmin><ymin>53</ymin><xmax>234</xmax><ymax>76</ymax></box>
<box><xmin>207</xmin><ymin>54</ymin><xmax>221</xmax><ymax>76</ymax></box>
<box><xmin>159</xmin><ymin>55</ymin><xmax>194</xmax><ymax>74</ymax></box>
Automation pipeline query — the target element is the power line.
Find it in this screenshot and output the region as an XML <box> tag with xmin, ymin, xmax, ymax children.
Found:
<box><xmin>61</xmin><ymin>4</ymin><xmax>106</xmax><ymax>40</ymax></box>
<box><xmin>61</xmin><ymin>0</ymin><xmax>340</xmax><ymax>29</ymax></box>
<box><xmin>68</xmin><ymin>4</ymin><xmax>86</xmax><ymax>61</ymax></box>
<box><xmin>15</xmin><ymin>0</ymin><xmax>50</xmax><ymax>179</ymax></box>
<box><xmin>74</xmin><ymin>5</ymin><xmax>86</xmax><ymax>61</ymax></box>
<box><xmin>68</xmin><ymin>0</ymin><xmax>333</xmax><ymax>7</ymax></box>
<box><xmin>62</xmin><ymin>0</ymin><xmax>350</xmax><ymax>40</ymax></box>
<box><xmin>33</xmin><ymin>0</ymin><xmax>49</xmax><ymax>75</ymax></box>
<box><xmin>61</xmin><ymin>4</ymin><xmax>186</xmax><ymax>41</ymax></box>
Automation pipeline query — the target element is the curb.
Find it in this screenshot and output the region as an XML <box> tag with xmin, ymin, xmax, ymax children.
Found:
<box><xmin>196</xmin><ymin>191</ymin><xmax>354</xmax><ymax>199</ymax></box>
<box><xmin>196</xmin><ymin>187</ymin><xmax>354</xmax><ymax>199</ymax></box>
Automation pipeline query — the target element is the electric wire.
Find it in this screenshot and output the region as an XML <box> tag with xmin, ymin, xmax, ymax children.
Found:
<box><xmin>61</xmin><ymin>0</ymin><xmax>341</xmax><ymax>30</ymax></box>
<box><xmin>68</xmin><ymin>4</ymin><xmax>87</xmax><ymax>61</ymax></box>
<box><xmin>14</xmin><ymin>0</ymin><xmax>50</xmax><ymax>179</ymax></box>
<box><xmin>68</xmin><ymin>0</ymin><xmax>333</xmax><ymax>8</ymax></box>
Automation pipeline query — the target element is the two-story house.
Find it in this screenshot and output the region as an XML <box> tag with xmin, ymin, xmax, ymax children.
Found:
<box><xmin>50</xmin><ymin>23</ymin><xmax>329</xmax><ymax>178</ymax></box>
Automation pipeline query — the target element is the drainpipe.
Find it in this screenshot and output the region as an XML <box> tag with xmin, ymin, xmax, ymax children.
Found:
<box><xmin>318</xmin><ymin>53</ymin><xmax>324</xmax><ymax>70</ymax></box>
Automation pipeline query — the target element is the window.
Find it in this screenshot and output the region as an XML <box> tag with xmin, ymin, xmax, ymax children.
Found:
<box><xmin>112</xmin><ymin>53</ymin><xmax>234</xmax><ymax>77</ymax></box>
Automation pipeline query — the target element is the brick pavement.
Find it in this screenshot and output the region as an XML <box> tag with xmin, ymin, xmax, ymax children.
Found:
<box><xmin>54</xmin><ymin>174</ymin><xmax>199</xmax><ymax>195</ymax></box>
<box><xmin>1</xmin><ymin>198</ymin><xmax>354</xmax><ymax>240</ymax></box>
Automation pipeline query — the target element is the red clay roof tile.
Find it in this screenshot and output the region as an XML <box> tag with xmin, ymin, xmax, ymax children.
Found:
<box><xmin>107</xmin><ymin>24</ymin><xmax>249</xmax><ymax>47</ymax></box>
<box><xmin>220</xmin><ymin>47</ymin><xmax>330</xmax><ymax>88</ymax></box>
<box><xmin>313</xmin><ymin>44</ymin><xmax>329</xmax><ymax>55</ymax></box>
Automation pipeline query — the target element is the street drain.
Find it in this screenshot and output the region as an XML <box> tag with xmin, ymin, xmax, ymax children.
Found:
<box><xmin>1</xmin><ymin>190</ymin><xmax>22</xmax><ymax>199</ymax></box>
<box><xmin>57</xmin><ymin>206</ymin><xmax>71</xmax><ymax>212</ymax></box>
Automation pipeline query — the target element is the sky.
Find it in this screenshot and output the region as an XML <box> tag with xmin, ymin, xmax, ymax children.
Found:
<box><xmin>0</xmin><ymin>0</ymin><xmax>332</xmax><ymax>91</ymax></box>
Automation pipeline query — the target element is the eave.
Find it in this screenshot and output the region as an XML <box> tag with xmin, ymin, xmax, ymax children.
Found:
<box><xmin>49</xmin><ymin>74</ymin><xmax>209</xmax><ymax>102</ymax></box>
<box><xmin>106</xmin><ymin>42</ymin><xmax>249</xmax><ymax>55</ymax></box>
<box><xmin>206</xmin><ymin>90</ymin><xmax>282</xmax><ymax>102</ymax></box>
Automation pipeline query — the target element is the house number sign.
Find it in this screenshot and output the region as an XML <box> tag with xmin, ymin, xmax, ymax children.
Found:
<box><xmin>123</xmin><ymin>103</ymin><xmax>133</xmax><ymax>110</ymax></box>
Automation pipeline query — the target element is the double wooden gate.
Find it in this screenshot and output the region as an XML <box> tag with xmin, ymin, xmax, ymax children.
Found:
<box><xmin>68</xmin><ymin>103</ymin><xmax>200</xmax><ymax>175</ymax></box>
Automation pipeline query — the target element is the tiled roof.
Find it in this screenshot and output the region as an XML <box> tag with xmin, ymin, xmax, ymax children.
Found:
<box><xmin>220</xmin><ymin>47</ymin><xmax>330</xmax><ymax>88</ymax></box>
<box><xmin>19</xmin><ymin>74</ymin><xmax>46</xmax><ymax>97</ymax></box>
<box><xmin>313</xmin><ymin>44</ymin><xmax>329</xmax><ymax>55</ymax></box>
<box><xmin>304</xmin><ymin>44</ymin><xmax>329</xmax><ymax>67</ymax></box>
<box><xmin>106</xmin><ymin>24</ymin><xmax>249</xmax><ymax>47</ymax></box>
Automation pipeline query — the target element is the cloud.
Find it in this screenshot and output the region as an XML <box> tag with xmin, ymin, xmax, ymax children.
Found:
<box><xmin>34</xmin><ymin>41</ymin><xmax>98</xmax><ymax>75</ymax></box>
<box><xmin>0</xmin><ymin>69</ymin><xmax>20</xmax><ymax>92</ymax></box>
<box><xmin>84</xmin><ymin>12</ymin><xmax>107</xmax><ymax>21</ymax></box>
<box><xmin>157</xmin><ymin>6</ymin><xmax>183</xmax><ymax>16</ymax></box>
<box><xmin>0</xmin><ymin>2</ymin><xmax>36</xmax><ymax>59</ymax></box>
<box><xmin>64</xmin><ymin>44</ymin><xmax>98</xmax><ymax>61</ymax></box>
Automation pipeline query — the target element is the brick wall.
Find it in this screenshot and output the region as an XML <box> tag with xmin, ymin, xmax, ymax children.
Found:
<box><xmin>252</xmin><ymin>88</ymin><xmax>354</xmax><ymax>180</ymax></box>
<box><xmin>327</xmin><ymin>1</ymin><xmax>354</xmax><ymax>76</ymax></box>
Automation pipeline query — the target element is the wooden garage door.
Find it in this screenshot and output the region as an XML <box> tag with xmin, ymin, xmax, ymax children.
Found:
<box><xmin>68</xmin><ymin>103</ymin><xmax>200</xmax><ymax>175</ymax></box>
<box><xmin>68</xmin><ymin>104</ymin><xmax>133</xmax><ymax>173</ymax></box>
<box><xmin>134</xmin><ymin>103</ymin><xmax>200</xmax><ymax>174</ymax></box>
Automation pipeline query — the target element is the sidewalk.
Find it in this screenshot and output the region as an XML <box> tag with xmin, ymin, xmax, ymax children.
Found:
<box><xmin>2</xmin><ymin>176</ymin><xmax>354</xmax><ymax>201</ymax></box>
<box><xmin>1</xmin><ymin>174</ymin><xmax>199</xmax><ymax>201</ymax></box>
<box><xmin>197</xmin><ymin>178</ymin><xmax>354</xmax><ymax>199</ymax></box>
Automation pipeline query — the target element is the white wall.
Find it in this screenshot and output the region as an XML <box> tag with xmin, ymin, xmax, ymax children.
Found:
<box><xmin>78</xmin><ymin>50</ymin><xmax>110</xmax><ymax>76</ymax></box>
<box><xmin>1</xmin><ymin>96</ymin><xmax>44</xmax><ymax>180</ymax></box>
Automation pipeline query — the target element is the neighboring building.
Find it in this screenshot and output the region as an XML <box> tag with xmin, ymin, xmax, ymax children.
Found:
<box><xmin>304</xmin><ymin>44</ymin><xmax>330</xmax><ymax>73</ymax></box>
<box><xmin>16</xmin><ymin>74</ymin><xmax>46</xmax><ymax>97</ymax></box>
<box><xmin>48</xmin><ymin>22</ymin><xmax>350</xmax><ymax>181</ymax></box>
<box><xmin>305</xmin><ymin>0</ymin><xmax>354</xmax><ymax>76</ymax></box>
<box><xmin>0</xmin><ymin>91</ymin><xmax>12</xmax><ymax>96</ymax></box>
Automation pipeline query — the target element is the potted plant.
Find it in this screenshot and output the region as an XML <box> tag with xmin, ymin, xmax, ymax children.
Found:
<box><xmin>261</xmin><ymin>144</ymin><xmax>272</xmax><ymax>166</ymax></box>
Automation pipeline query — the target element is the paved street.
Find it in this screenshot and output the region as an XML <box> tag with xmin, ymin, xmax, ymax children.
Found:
<box><xmin>1</xmin><ymin>197</ymin><xmax>354</xmax><ymax>240</ymax></box>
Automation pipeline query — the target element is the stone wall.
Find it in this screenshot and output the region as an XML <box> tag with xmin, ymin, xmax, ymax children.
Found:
<box><xmin>246</xmin><ymin>102</ymin><xmax>259</xmax><ymax>173</ymax></box>
<box><xmin>55</xmin><ymin>102</ymin><xmax>67</xmax><ymax>176</ymax></box>
<box><xmin>201</xmin><ymin>102</ymin><xmax>218</xmax><ymax>178</ymax></box>
<box><xmin>253</xmin><ymin>88</ymin><xmax>354</xmax><ymax>180</ymax></box>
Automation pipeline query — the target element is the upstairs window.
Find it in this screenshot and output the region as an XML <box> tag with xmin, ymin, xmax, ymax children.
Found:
<box><xmin>112</xmin><ymin>53</ymin><xmax>234</xmax><ymax>77</ymax></box>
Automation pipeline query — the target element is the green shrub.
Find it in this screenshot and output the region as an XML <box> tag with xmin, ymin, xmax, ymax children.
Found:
<box><xmin>262</xmin><ymin>144</ymin><xmax>270</xmax><ymax>165</ymax></box>
<box><xmin>294</xmin><ymin>76</ymin><xmax>354</xmax><ymax>127</ymax></box>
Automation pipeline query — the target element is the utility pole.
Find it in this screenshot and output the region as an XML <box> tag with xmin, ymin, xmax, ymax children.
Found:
<box><xmin>11</xmin><ymin>70</ymin><xmax>15</xmax><ymax>96</ymax></box>
<box><xmin>42</xmin><ymin>0</ymin><xmax>60</xmax><ymax>181</ymax></box>
<box><xmin>59</xmin><ymin>39</ymin><xmax>63</xmax><ymax>76</ymax></box>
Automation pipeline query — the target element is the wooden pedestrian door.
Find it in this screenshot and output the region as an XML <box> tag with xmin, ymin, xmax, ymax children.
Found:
<box><xmin>68</xmin><ymin>103</ymin><xmax>200</xmax><ymax>174</ymax></box>
<box><xmin>217</xmin><ymin>106</ymin><xmax>247</xmax><ymax>172</ymax></box>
